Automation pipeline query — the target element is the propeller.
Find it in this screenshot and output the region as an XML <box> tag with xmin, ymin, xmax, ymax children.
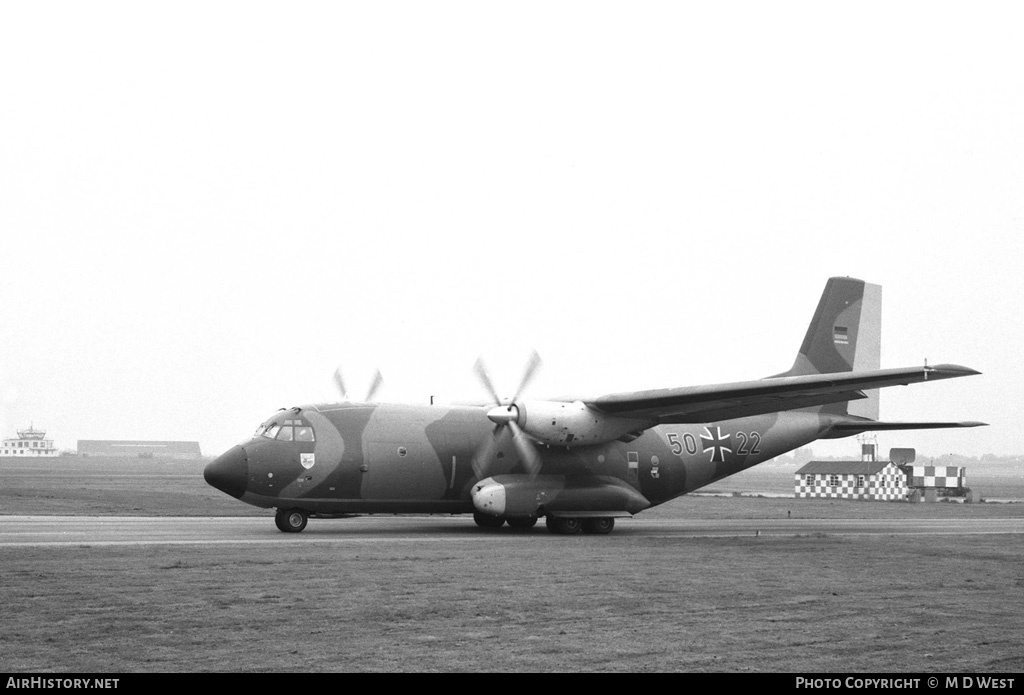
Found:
<box><xmin>364</xmin><ymin>369</ymin><xmax>384</xmax><ymax>402</ymax></box>
<box><xmin>333</xmin><ymin>367</ymin><xmax>384</xmax><ymax>402</ymax></box>
<box><xmin>471</xmin><ymin>351</ymin><xmax>543</xmax><ymax>479</ymax></box>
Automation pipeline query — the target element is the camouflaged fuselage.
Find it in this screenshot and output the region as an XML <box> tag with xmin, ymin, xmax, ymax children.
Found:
<box><xmin>230</xmin><ymin>401</ymin><xmax>833</xmax><ymax>516</ymax></box>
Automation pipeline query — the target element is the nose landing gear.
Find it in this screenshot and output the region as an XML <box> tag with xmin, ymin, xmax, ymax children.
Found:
<box><xmin>275</xmin><ymin>508</ymin><xmax>309</xmax><ymax>533</ymax></box>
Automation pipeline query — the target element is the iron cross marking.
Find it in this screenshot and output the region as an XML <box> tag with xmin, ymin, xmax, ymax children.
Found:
<box><xmin>700</xmin><ymin>426</ymin><xmax>733</xmax><ymax>463</ymax></box>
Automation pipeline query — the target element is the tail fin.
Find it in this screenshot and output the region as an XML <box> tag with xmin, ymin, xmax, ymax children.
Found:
<box><xmin>777</xmin><ymin>277</ymin><xmax>882</xmax><ymax>419</ymax></box>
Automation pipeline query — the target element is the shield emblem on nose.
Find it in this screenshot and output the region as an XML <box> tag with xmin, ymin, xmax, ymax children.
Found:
<box><xmin>300</xmin><ymin>453</ymin><xmax>316</xmax><ymax>469</ymax></box>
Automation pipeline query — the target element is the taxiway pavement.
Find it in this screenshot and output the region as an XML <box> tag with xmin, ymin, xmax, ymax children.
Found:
<box><xmin>2</xmin><ymin>514</ymin><xmax>1023</xmax><ymax>547</ymax></box>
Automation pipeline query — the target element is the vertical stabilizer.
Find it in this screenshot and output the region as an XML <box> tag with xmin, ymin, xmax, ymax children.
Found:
<box><xmin>778</xmin><ymin>277</ymin><xmax>882</xmax><ymax>418</ymax></box>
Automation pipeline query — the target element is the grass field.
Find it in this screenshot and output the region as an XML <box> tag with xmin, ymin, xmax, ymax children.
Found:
<box><xmin>1</xmin><ymin>457</ymin><xmax>1023</xmax><ymax>673</ymax></box>
<box><xmin>3</xmin><ymin>531</ymin><xmax>1022</xmax><ymax>673</ymax></box>
<box><xmin>2</xmin><ymin>456</ymin><xmax>1022</xmax><ymax>517</ymax></box>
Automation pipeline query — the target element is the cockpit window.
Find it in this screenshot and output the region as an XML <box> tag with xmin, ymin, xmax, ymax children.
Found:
<box><xmin>257</xmin><ymin>419</ymin><xmax>315</xmax><ymax>442</ymax></box>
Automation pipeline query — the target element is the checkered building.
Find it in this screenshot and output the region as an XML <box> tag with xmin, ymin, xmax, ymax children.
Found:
<box><xmin>794</xmin><ymin>461</ymin><xmax>908</xmax><ymax>501</ymax></box>
<box><xmin>905</xmin><ymin>466</ymin><xmax>966</xmax><ymax>490</ymax></box>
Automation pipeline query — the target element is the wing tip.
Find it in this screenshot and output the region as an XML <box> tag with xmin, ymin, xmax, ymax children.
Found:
<box><xmin>930</xmin><ymin>363</ymin><xmax>982</xmax><ymax>377</ymax></box>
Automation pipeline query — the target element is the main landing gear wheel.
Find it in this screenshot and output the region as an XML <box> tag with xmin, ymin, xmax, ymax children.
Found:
<box><xmin>545</xmin><ymin>516</ymin><xmax>615</xmax><ymax>534</ymax></box>
<box><xmin>583</xmin><ymin>517</ymin><xmax>615</xmax><ymax>534</ymax></box>
<box><xmin>275</xmin><ymin>508</ymin><xmax>308</xmax><ymax>533</ymax></box>
<box><xmin>506</xmin><ymin>516</ymin><xmax>538</xmax><ymax>530</ymax></box>
<box><xmin>545</xmin><ymin>516</ymin><xmax>582</xmax><ymax>535</ymax></box>
<box><xmin>473</xmin><ymin>511</ymin><xmax>506</xmax><ymax>529</ymax></box>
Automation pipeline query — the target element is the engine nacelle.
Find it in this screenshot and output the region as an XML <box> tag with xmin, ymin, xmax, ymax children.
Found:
<box><xmin>514</xmin><ymin>399</ymin><xmax>650</xmax><ymax>447</ymax></box>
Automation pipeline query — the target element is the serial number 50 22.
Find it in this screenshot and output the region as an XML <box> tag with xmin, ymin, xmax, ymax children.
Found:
<box><xmin>666</xmin><ymin>431</ymin><xmax>761</xmax><ymax>456</ymax></box>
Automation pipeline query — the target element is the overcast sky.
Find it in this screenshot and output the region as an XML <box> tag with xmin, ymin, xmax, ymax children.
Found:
<box><xmin>1</xmin><ymin>2</ymin><xmax>1021</xmax><ymax>459</ymax></box>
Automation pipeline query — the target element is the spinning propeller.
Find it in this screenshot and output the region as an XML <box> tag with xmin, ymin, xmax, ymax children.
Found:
<box><xmin>333</xmin><ymin>367</ymin><xmax>384</xmax><ymax>402</ymax></box>
<box><xmin>471</xmin><ymin>351</ymin><xmax>543</xmax><ymax>479</ymax></box>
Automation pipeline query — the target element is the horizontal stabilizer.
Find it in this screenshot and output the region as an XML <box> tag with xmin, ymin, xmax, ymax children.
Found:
<box><xmin>828</xmin><ymin>418</ymin><xmax>988</xmax><ymax>434</ymax></box>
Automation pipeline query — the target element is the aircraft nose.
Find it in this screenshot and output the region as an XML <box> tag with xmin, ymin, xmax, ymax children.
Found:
<box><xmin>204</xmin><ymin>445</ymin><xmax>249</xmax><ymax>499</ymax></box>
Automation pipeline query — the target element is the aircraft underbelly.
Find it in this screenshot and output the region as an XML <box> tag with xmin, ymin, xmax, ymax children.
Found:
<box><xmin>242</xmin><ymin>491</ymin><xmax>470</xmax><ymax>515</ymax></box>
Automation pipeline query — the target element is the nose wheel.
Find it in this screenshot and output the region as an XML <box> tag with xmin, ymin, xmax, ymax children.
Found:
<box><xmin>473</xmin><ymin>511</ymin><xmax>507</xmax><ymax>529</ymax></box>
<box><xmin>275</xmin><ymin>508</ymin><xmax>309</xmax><ymax>533</ymax></box>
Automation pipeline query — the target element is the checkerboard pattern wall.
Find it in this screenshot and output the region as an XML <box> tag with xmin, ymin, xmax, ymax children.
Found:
<box><xmin>907</xmin><ymin>466</ymin><xmax>965</xmax><ymax>489</ymax></box>
<box><xmin>795</xmin><ymin>462</ymin><xmax>908</xmax><ymax>501</ymax></box>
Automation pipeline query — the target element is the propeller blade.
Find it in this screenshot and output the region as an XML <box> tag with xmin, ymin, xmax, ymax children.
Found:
<box><xmin>511</xmin><ymin>350</ymin><xmax>542</xmax><ymax>403</ymax></box>
<box><xmin>471</xmin><ymin>424</ymin><xmax>503</xmax><ymax>480</ymax></box>
<box><xmin>509</xmin><ymin>421</ymin><xmax>542</xmax><ymax>477</ymax></box>
<box><xmin>333</xmin><ymin>368</ymin><xmax>348</xmax><ymax>400</ymax></box>
<box><xmin>364</xmin><ymin>369</ymin><xmax>384</xmax><ymax>402</ymax></box>
<box><xmin>334</xmin><ymin>367</ymin><xmax>383</xmax><ymax>402</ymax></box>
<box><xmin>473</xmin><ymin>357</ymin><xmax>502</xmax><ymax>406</ymax></box>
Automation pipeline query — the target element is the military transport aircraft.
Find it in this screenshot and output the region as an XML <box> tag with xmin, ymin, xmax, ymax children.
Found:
<box><xmin>204</xmin><ymin>277</ymin><xmax>984</xmax><ymax>534</ymax></box>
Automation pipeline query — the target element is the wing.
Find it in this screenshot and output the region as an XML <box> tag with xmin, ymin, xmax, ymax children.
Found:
<box><xmin>584</xmin><ymin>364</ymin><xmax>982</xmax><ymax>425</ymax></box>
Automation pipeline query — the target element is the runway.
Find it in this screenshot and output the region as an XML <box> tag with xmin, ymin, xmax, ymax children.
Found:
<box><xmin>3</xmin><ymin>514</ymin><xmax>1023</xmax><ymax>547</ymax></box>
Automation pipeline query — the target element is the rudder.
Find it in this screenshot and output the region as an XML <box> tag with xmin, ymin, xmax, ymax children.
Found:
<box><xmin>778</xmin><ymin>277</ymin><xmax>882</xmax><ymax>418</ymax></box>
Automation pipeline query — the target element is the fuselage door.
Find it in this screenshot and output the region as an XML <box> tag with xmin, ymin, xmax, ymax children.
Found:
<box><xmin>363</xmin><ymin>440</ymin><xmax>447</xmax><ymax>500</ymax></box>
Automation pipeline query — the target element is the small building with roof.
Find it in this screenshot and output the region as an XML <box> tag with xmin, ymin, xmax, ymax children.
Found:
<box><xmin>794</xmin><ymin>442</ymin><xmax>909</xmax><ymax>501</ymax></box>
<box><xmin>2</xmin><ymin>425</ymin><xmax>59</xmax><ymax>457</ymax></box>
<box><xmin>794</xmin><ymin>460</ymin><xmax>909</xmax><ymax>501</ymax></box>
<box><xmin>890</xmin><ymin>447</ymin><xmax>970</xmax><ymax>500</ymax></box>
<box><xmin>795</xmin><ymin>443</ymin><xmax>976</xmax><ymax>503</ymax></box>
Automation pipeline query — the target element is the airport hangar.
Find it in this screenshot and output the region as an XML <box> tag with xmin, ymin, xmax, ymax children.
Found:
<box><xmin>77</xmin><ymin>440</ymin><xmax>203</xmax><ymax>460</ymax></box>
